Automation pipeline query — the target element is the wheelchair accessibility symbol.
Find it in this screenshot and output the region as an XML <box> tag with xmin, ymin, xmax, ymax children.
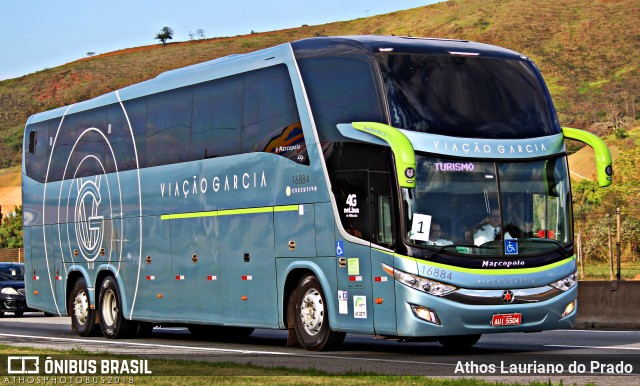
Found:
<box><xmin>504</xmin><ymin>239</ymin><xmax>518</xmax><ymax>255</ymax></box>
<box><xmin>336</xmin><ymin>241</ymin><xmax>344</xmax><ymax>257</ymax></box>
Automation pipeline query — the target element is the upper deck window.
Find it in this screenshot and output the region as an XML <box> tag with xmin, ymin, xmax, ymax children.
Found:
<box><xmin>377</xmin><ymin>54</ymin><xmax>559</xmax><ymax>139</ymax></box>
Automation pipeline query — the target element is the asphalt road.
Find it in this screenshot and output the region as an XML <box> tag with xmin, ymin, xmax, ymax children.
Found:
<box><xmin>1</xmin><ymin>312</ymin><xmax>640</xmax><ymax>384</ymax></box>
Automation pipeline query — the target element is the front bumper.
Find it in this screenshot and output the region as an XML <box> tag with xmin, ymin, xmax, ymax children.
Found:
<box><xmin>395</xmin><ymin>282</ymin><xmax>577</xmax><ymax>337</ymax></box>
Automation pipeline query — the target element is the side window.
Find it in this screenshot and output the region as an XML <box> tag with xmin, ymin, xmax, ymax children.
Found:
<box><xmin>330</xmin><ymin>144</ymin><xmax>395</xmax><ymax>247</ymax></box>
<box><xmin>75</xmin><ymin>108</ymin><xmax>108</xmax><ymax>178</ymax></box>
<box><xmin>242</xmin><ymin>65</ymin><xmax>307</xmax><ymax>164</ymax></box>
<box><xmin>191</xmin><ymin>75</ymin><xmax>242</xmax><ymax>159</ymax></box>
<box><xmin>297</xmin><ymin>56</ymin><xmax>383</xmax><ymax>143</ymax></box>
<box><xmin>146</xmin><ymin>87</ymin><xmax>192</xmax><ymax>167</ymax></box>
<box><xmin>49</xmin><ymin>114</ymin><xmax>77</xmax><ymax>181</ymax></box>
<box><xmin>122</xmin><ymin>97</ymin><xmax>147</xmax><ymax>170</ymax></box>
<box><xmin>107</xmin><ymin>103</ymin><xmax>138</xmax><ymax>172</ymax></box>
<box><xmin>25</xmin><ymin>121</ymin><xmax>50</xmax><ymax>182</ymax></box>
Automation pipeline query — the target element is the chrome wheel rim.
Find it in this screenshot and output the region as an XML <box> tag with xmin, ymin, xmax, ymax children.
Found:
<box><xmin>102</xmin><ymin>289</ymin><xmax>117</xmax><ymax>327</ymax></box>
<box><xmin>300</xmin><ymin>288</ymin><xmax>324</xmax><ymax>336</ymax></box>
<box><xmin>73</xmin><ymin>290</ymin><xmax>89</xmax><ymax>325</ymax></box>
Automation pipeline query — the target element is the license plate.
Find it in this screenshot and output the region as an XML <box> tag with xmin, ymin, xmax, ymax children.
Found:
<box><xmin>491</xmin><ymin>313</ymin><xmax>522</xmax><ymax>326</ymax></box>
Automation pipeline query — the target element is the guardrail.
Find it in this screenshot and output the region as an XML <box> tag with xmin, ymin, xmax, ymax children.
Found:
<box><xmin>576</xmin><ymin>280</ymin><xmax>640</xmax><ymax>330</ymax></box>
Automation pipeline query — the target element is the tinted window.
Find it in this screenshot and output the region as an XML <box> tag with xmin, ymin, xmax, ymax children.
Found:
<box><xmin>297</xmin><ymin>56</ymin><xmax>384</xmax><ymax>142</ymax></box>
<box><xmin>107</xmin><ymin>103</ymin><xmax>139</xmax><ymax>171</ymax></box>
<box><xmin>146</xmin><ymin>87</ymin><xmax>192</xmax><ymax>167</ymax></box>
<box><xmin>49</xmin><ymin>114</ymin><xmax>77</xmax><ymax>181</ymax></box>
<box><xmin>0</xmin><ymin>265</ymin><xmax>24</xmax><ymax>281</ymax></box>
<box><xmin>191</xmin><ymin>75</ymin><xmax>242</xmax><ymax>159</ymax></box>
<box><xmin>75</xmin><ymin>108</ymin><xmax>109</xmax><ymax>178</ymax></box>
<box><xmin>377</xmin><ymin>54</ymin><xmax>558</xmax><ymax>139</ymax></box>
<box><xmin>25</xmin><ymin>121</ymin><xmax>51</xmax><ymax>182</ymax></box>
<box><xmin>242</xmin><ymin>65</ymin><xmax>305</xmax><ymax>163</ymax></box>
<box><xmin>122</xmin><ymin>97</ymin><xmax>147</xmax><ymax>169</ymax></box>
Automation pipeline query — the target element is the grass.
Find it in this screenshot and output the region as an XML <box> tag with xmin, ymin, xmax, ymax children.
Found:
<box><xmin>0</xmin><ymin>345</ymin><xmax>566</xmax><ymax>385</ymax></box>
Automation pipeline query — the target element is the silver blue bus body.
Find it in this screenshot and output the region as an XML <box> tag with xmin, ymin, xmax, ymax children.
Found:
<box><xmin>22</xmin><ymin>36</ymin><xmax>590</xmax><ymax>350</ymax></box>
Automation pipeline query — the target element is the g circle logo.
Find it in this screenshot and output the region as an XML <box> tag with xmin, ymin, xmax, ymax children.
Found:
<box><xmin>74</xmin><ymin>177</ymin><xmax>104</xmax><ymax>262</ymax></box>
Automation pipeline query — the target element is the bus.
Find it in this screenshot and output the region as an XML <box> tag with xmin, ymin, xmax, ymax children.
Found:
<box><xmin>22</xmin><ymin>35</ymin><xmax>612</xmax><ymax>351</ymax></box>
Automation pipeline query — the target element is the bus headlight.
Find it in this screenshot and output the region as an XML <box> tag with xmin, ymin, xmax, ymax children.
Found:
<box><xmin>382</xmin><ymin>264</ymin><xmax>457</xmax><ymax>296</ymax></box>
<box><xmin>549</xmin><ymin>272</ymin><xmax>578</xmax><ymax>291</ymax></box>
<box><xmin>562</xmin><ymin>300</ymin><xmax>576</xmax><ymax>318</ymax></box>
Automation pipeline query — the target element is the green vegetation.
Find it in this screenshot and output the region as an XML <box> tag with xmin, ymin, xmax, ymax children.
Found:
<box><xmin>0</xmin><ymin>205</ymin><xmax>22</xmax><ymax>248</ymax></box>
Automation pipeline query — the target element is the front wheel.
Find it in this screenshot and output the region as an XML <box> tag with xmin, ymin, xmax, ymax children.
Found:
<box><xmin>99</xmin><ymin>276</ymin><xmax>135</xmax><ymax>338</ymax></box>
<box><xmin>70</xmin><ymin>277</ymin><xmax>99</xmax><ymax>336</ymax></box>
<box><xmin>293</xmin><ymin>274</ymin><xmax>345</xmax><ymax>351</ymax></box>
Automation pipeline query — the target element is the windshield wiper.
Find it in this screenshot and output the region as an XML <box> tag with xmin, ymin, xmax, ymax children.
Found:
<box><xmin>522</xmin><ymin>238</ymin><xmax>572</xmax><ymax>258</ymax></box>
<box><xmin>426</xmin><ymin>245</ymin><xmax>459</xmax><ymax>259</ymax></box>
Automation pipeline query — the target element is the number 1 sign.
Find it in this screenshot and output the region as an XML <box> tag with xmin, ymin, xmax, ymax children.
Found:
<box><xmin>410</xmin><ymin>213</ymin><xmax>432</xmax><ymax>242</ymax></box>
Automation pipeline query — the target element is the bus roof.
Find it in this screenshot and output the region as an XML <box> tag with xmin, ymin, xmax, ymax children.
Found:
<box><xmin>26</xmin><ymin>35</ymin><xmax>527</xmax><ymax>126</ymax></box>
<box><xmin>291</xmin><ymin>35</ymin><xmax>528</xmax><ymax>60</ymax></box>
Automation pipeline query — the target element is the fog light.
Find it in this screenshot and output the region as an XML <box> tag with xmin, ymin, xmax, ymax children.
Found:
<box><xmin>410</xmin><ymin>304</ymin><xmax>441</xmax><ymax>325</ymax></box>
<box><xmin>562</xmin><ymin>300</ymin><xmax>576</xmax><ymax>318</ymax></box>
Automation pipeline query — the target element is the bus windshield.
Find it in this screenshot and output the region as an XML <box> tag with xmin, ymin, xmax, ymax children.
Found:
<box><xmin>377</xmin><ymin>54</ymin><xmax>559</xmax><ymax>139</ymax></box>
<box><xmin>402</xmin><ymin>155</ymin><xmax>573</xmax><ymax>256</ymax></box>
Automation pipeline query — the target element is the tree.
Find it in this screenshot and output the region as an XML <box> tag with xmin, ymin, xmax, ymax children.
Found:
<box><xmin>0</xmin><ymin>206</ymin><xmax>23</xmax><ymax>249</ymax></box>
<box><xmin>155</xmin><ymin>26</ymin><xmax>174</xmax><ymax>46</ymax></box>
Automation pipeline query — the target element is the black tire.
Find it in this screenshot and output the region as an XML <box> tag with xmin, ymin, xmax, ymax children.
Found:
<box><xmin>437</xmin><ymin>334</ymin><xmax>481</xmax><ymax>350</ymax></box>
<box><xmin>14</xmin><ymin>312</ymin><xmax>23</xmax><ymax>317</ymax></box>
<box><xmin>293</xmin><ymin>274</ymin><xmax>345</xmax><ymax>351</ymax></box>
<box><xmin>98</xmin><ymin>276</ymin><xmax>135</xmax><ymax>338</ymax></box>
<box><xmin>70</xmin><ymin>277</ymin><xmax>99</xmax><ymax>337</ymax></box>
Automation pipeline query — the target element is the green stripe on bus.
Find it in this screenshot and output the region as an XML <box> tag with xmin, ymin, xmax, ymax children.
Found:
<box><xmin>160</xmin><ymin>205</ymin><xmax>299</xmax><ymax>220</ymax></box>
<box><xmin>374</xmin><ymin>248</ymin><xmax>575</xmax><ymax>275</ymax></box>
<box><xmin>274</xmin><ymin>205</ymin><xmax>300</xmax><ymax>212</ymax></box>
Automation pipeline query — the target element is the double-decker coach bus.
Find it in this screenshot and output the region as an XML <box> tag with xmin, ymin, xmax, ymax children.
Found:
<box><xmin>22</xmin><ymin>36</ymin><xmax>612</xmax><ymax>350</ymax></box>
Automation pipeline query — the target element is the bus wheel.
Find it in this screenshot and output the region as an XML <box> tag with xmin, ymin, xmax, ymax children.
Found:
<box><xmin>293</xmin><ymin>274</ymin><xmax>345</xmax><ymax>351</ymax></box>
<box><xmin>70</xmin><ymin>277</ymin><xmax>99</xmax><ymax>336</ymax></box>
<box><xmin>437</xmin><ymin>334</ymin><xmax>481</xmax><ymax>350</ymax></box>
<box><xmin>99</xmin><ymin>277</ymin><xmax>135</xmax><ymax>339</ymax></box>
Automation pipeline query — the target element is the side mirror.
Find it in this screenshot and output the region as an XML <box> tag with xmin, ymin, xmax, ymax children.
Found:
<box><xmin>348</xmin><ymin>122</ymin><xmax>417</xmax><ymax>188</ymax></box>
<box><xmin>562</xmin><ymin>127</ymin><xmax>612</xmax><ymax>187</ymax></box>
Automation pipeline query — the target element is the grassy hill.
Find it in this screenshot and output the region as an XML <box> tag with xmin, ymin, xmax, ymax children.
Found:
<box><xmin>0</xmin><ymin>0</ymin><xmax>638</xmax><ymax>261</ymax></box>
<box><xmin>0</xmin><ymin>0</ymin><xmax>638</xmax><ymax>168</ymax></box>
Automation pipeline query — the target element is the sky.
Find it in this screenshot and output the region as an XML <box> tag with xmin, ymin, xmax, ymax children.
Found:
<box><xmin>0</xmin><ymin>0</ymin><xmax>439</xmax><ymax>81</ymax></box>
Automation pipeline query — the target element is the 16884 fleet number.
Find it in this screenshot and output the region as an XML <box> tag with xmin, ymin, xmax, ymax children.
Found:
<box><xmin>421</xmin><ymin>266</ymin><xmax>453</xmax><ymax>280</ymax></box>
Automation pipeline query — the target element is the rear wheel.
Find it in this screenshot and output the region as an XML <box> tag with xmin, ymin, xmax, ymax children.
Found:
<box><xmin>293</xmin><ymin>274</ymin><xmax>345</xmax><ymax>351</ymax></box>
<box><xmin>99</xmin><ymin>276</ymin><xmax>135</xmax><ymax>338</ymax></box>
<box><xmin>70</xmin><ymin>277</ymin><xmax>99</xmax><ymax>336</ymax></box>
<box><xmin>437</xmin><ymin>334</ymin><xmax>481</xmax><ymax>350</ymax></box>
